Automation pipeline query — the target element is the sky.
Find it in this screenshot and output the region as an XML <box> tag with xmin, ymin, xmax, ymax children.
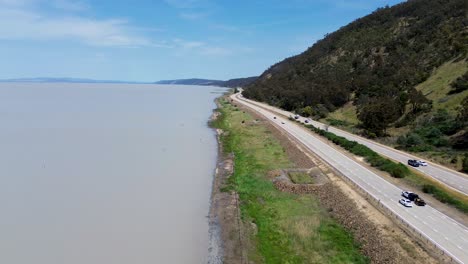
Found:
<box><xmin>0</xmin><ymin>0</ymin><xmax>405</xmax><ymax>82</ymax></box>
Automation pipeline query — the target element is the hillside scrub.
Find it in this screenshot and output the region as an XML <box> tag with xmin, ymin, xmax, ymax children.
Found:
<box><xmin>244</xmin><ymin>0</ymin><xmax>466</xmax><ymax>137</ymax></box>
<box><xmin>396</xmin><ymin>109</ymin><xmax>460</xmax><ymax>151</ymax></box>
<box><xmin>449</xmin><ymin>71</ymin><xmax>468</xmax><ymax>94</ymax></box>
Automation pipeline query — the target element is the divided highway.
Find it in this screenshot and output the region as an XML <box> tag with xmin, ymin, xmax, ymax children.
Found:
<box><xmin>235</xmin><ymin>94</ymin><xmax>468</xmax><ymax>196</ymax></box>
<box><xmin>231</xmin><ymin>93</ymin><xmax>468</xmax><ymax>264</ymax></box>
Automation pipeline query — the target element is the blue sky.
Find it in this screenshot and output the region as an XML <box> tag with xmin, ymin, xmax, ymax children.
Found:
<box><xmin>0</xmin><ymin>0</ymin><xmax>404</xmax><ymax>82</ymax></box>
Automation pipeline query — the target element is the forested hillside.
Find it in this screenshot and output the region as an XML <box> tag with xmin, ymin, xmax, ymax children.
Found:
<box><xmin>155</xmin><ymin>76</ymin><xmax>257</xmax><ymax>88</ymax></box>
<box><xmin>244</xmin><ymin>0</ymin><xmax>467</xmax><ymax>142</ymax></box>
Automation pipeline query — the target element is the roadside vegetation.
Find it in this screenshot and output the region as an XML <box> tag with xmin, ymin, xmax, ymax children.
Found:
<box><xmin>301</xmin><ymin>122</ymin><xmax>468</xmax><ymax>214</ymax></box>
<box><xmin>213</xmin><ymin>98</ymin><xmax>368</xmax><ymax>263</ymax></box>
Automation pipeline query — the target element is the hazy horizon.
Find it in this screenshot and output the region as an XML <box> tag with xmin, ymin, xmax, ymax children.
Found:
<box><xmin>0</xmin><ymin>0</ymin><xmax>404</xmax><ymax>82</ymax></box>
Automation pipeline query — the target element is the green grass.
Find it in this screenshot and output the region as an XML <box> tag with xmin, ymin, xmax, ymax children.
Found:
<box><xmin>214</xmin><ymin>98</ymin><xmax>368</xmax><ymax>264</ymax></box>
<box><xmin>288</xmin><ymin>172</ymin><xmax>313</xmax><ymax>184</ymax></box>
<box><xmin>303</xmin><ymin>123</ymin><xmax>468</xmax><ymax>214</ymax></box>
<box><xmin>416</xmin><ymin>58</ymin><xmax>468</xmax><ymax>113</ymax></box>
<box><xmin>321</xmin><ymin>101</ymin><xmax>359</xmax><ymax>126</ymax></box>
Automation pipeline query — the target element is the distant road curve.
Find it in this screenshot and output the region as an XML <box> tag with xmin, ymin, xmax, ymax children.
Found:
<box><xmin>230</xmin><ymin>93</ymin><xmax>468</xmax><ymax>264</ymax></box>
<box><xmin>235</xmin><ymin>93</ymin><xmax>468</xmax><ymax>196</ymax></box>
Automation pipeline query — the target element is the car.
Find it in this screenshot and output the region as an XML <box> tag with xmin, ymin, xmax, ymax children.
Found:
<box><xmin>273</xmin><ymin>116</ymin><xmax>276</xmax><ymax>119</ymax></box>
<box><xmin>414</xmin><ymin>197</ymin><xmax>426</xmax><ymax>206</ymax></box>
<box><xmin>399</xmin><ymin>198</ymin><xmax>413</xmax><ymax>207</ymax></box>
<box><xmin>294</xmin><ymin>115</ymin><xmax>300</xmax><ymax>119</ymax></box>
<box><xmin>402</xmin><ymin>191</ymin><xmax>419</xmax><ymax>201</ymax></box>
<box><xmin>407</xmin><ymin>159</ymin><xmax>419</xmax><ymax>167</ymax></box>
<box><xmin>281</xmin><ymin>121</ymin><xmax>285</xmax><ymax>124</ymax></box>
<box><xmin>418</xmin><ymin>160</ymin><xmax>428</xmax><ymax>166</ymax></box>
<box><xmin>304</xmin><ymin>119</ymin><xmax>309</xmax><ymax>123</ymax></box>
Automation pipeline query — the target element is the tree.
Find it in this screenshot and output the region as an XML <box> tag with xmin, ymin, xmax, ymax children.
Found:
<box><xmin>449</xmin><ymin>72</ymin><xmax>468</xmax><ymax>94</ymax></box>
<box><xmin>408</xmin><ymin>88</ymin><xmax>431</xmax><ymax>113</ymax></box>
<box><xmin>302</xmin><ymin>106</ymin><xmax>314</xmax><ymax>117</ymax></box>
<box><xmin>457</xmin><ymin>95</ymin><xmax>468</xmax><ymax>124</ymax></box>
<box><xmin>358</xmin><ymin>97</ymin><xmax>400</xmax><ymax>136</ymax></box>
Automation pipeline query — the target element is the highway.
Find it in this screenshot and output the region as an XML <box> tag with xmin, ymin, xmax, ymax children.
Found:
<box><xmin>231</xmin><ymin>93</ymin><xmax>468</xmax><ymax>264</ymax></box>
<box><xmin>235</xmin><ymin>94</ymin><xmax>468</xmax><ymax>196</ymax></box>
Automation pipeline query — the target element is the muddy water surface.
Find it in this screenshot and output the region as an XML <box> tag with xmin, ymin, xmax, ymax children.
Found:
<box><xmin>0</xmin><ymin>83</ymin><xmax>224</xmax><ymax>264</ymax></box>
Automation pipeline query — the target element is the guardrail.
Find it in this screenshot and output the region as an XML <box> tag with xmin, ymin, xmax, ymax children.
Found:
<box><xmin>327</xmin><ymin>156</ymin><xmax>462</xmax><ymax>264</ymax></box>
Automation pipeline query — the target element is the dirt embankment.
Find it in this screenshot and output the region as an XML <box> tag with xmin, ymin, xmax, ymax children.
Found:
<box><xmin>208</xmin><ymin>106</ymin><xmax>247</xmax><ymax>264</ymax></box>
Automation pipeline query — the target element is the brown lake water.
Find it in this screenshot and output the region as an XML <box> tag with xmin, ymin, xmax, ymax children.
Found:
<box><xmin>0</xmin><ymin>83</ymin><xmax>224</xmax><ymax>264</ymax></box>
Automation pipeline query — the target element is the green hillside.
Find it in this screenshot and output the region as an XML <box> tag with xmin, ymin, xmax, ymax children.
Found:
<box><xmin>416</xmin><ymin>59</ymin><xmax>468</xmax><ymax>113</ymax></box>
<box><xmin>244</xmin><ymin>0</ymin><xmax>467</xmax><ymax>140</ymax></box>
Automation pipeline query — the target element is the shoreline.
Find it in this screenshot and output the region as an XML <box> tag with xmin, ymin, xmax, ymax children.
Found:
<box><xmin>207</xmin><ymin>97</ymin><xmax>244</xmax><ymax>264</ymax></box>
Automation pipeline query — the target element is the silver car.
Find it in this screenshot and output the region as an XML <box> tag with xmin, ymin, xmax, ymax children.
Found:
<box><xmin>399</xmin><ymin>198</ymin><xmax>413</xmax><ymax>207</ymax></box>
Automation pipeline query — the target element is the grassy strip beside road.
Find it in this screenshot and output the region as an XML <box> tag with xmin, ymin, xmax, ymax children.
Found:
<box><xmin>213</xmin><ymin>98</ymin><xmax>368</xmax><ymax>263</ymax></box>
<box><xmin>303</xmin><ymin>123</ymin><xmax>468</xmax><ymax>214</ymax></box>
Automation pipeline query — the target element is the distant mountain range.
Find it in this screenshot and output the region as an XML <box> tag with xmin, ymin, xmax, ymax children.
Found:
<box><xmin>0</xmin><ymin>77</ymin><xmax>148</xmax><ymax>84</ymax></box>
<box><xmin>0</xmin><ymin>76</ymin><xmax>257</xmax><ymax>88</ymax></box>
<box><xmin>155</xmin><ymin>76</ymin><xmax>257</xmax><ymax>88</ymax></box>
<box><xmin>155</xmin><ymin>78</ymin><xmax>221</xmax><ymax>85</ymax></box>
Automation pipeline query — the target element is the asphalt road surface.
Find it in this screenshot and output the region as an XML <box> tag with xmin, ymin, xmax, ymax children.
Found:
<box><xmin>235</xmin><ymin>94</ymin><xmax>468</xmax><ymax>196</ymax></box>
<box><xmin>231</xmin><ymin>93</ymin><xmax>468</xmax><ymax>264</ymax></box>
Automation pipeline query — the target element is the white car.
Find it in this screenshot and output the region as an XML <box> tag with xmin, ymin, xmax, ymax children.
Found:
<box><xmin>401</xmin><ymin>191</ymin><xmax>411</xmax><ymax>199</ymax></box>
<box><xmin>418</xmin><ymin>160</ymin><xmax>428</xmax><ymax>166</ymax></box>
<box><xmin>402</xmin><ymin>191</ymin><xmax>418</xmax><ymax>200</ymax></box>
<box><xmin>399</xmin><ymin>198</ymin><xmax>413</xmax><ymax>207</ymax></box>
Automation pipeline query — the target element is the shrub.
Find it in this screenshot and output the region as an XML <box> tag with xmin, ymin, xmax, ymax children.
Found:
<box><xmin>462</xmin><ymin>154</ymin><xmax>468</xmax><ymax>173</ymax></box>
<box><xmin>389</xmin><ymin>163</ymin><xmax>410</xmax><ymax>178</ymax></box>
<box><xmin>422</xmin><ymin>184</ymin><xmax>437</xmax><ymax>193</ymax></box>
<box><xmin>350</xmin><ymin>144</ymin><xmax>374</xmax><ymax>157</ymax></box>
<box><xmin>408</xmin><ymin>144</ymin><xmax>433</xmax><ymax>152</ymax></box>
<box><xmin>406</xmin><ymin>133</ymin><xmax>424</xmax><ymax>147</ymax></box>
<box><xmin>396</xmin><ymin>135</ymin><xmax>407</xmax><ymax>146</ymax></box>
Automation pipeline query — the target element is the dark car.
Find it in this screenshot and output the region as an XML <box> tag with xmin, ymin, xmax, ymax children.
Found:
<box><xmin>402</xmin><ymin>191</ymin><xmax>419</xmax><ymax>201</ymax></box>
<box><xmin>408</xmin><ymin>159</ymin><xmax>419</xmax><ymax>167</ymax></box>
<box><xmin>414</xmin><ymin>197</ymin><xmax>426</xmax><ymax>206</ymax></box>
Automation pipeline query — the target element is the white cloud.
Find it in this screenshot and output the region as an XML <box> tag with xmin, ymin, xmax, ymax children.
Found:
<box><xmin>0</xmin><ymin>1</ymin><xmax>152</xmax><ymax>47</ymax></box>
<box><xmin>0</xmin><ymin>0</ymin><xmax>236</xmax><ymax>54</ymax></box>
<box><xmin>171</xmin><ymin>38</ymin><xmax>232</xmax><ymax>56</ymax></box>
